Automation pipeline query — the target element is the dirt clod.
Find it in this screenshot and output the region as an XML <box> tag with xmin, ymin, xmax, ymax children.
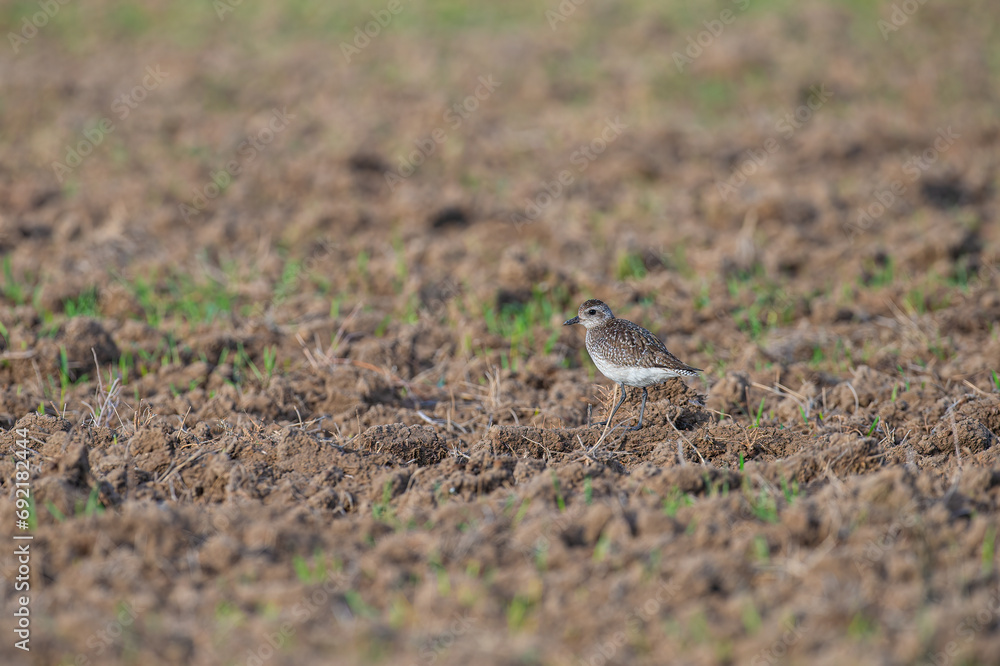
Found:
<box><xmin>358</xmin><ymin>424</ymin><xmax>452</xmax><ymax>466</ymax></box>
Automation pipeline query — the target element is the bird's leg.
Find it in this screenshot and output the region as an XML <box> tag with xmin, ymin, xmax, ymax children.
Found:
<box><xmin>594</xmin><ymin>382</ymin><xmax>628</xmax><ymax>427</ymax></box>
<box><xmin>628</xmin><ymin>387</ymin><xmax>648</xmax><ymax>431</ymax></box>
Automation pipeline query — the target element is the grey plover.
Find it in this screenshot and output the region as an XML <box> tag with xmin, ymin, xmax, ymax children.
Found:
<box><xmin>564</xmin><ymin>299</ymin><xmax>701</xmax><ymax>430</ymax></box>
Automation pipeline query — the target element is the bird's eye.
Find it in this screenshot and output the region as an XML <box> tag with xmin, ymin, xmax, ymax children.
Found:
<box><xmin>587</xmin><ymin>309</ymin><xmax>596</xmax><ymax>315</ymax></box>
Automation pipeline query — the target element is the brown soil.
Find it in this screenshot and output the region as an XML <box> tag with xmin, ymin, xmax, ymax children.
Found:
<box><xmin>2</xmin><ymin>1</ymin><xmax>1000</xmax><ymax>664</ymax></box>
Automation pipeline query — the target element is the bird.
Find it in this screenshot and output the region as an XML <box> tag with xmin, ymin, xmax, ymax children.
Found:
<box><xmin>563</xmin><ymin>299</ymin><xmax>701</xmax><ymax>431</ymax></box>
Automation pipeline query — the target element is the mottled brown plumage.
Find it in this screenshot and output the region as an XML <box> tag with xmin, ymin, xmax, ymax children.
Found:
<box><xmin>563</xmin><ymin>299</ymin><xmax>700</xmax><ymax>430</ymax></box>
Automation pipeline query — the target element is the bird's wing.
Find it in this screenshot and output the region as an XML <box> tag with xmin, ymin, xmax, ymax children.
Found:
<box><xmin>633</xmin><ymin>323</ymin><xmax>702</xmax><ymax>374</ymax></box>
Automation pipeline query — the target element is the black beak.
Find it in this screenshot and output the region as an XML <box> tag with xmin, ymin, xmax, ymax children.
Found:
<box><xmin>563</xmin><ymin>316</ymin><xmax>580</xmax><ymax>326</ymax></box>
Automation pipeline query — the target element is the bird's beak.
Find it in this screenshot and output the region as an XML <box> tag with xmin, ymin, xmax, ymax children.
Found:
<box><xmin>563</xmin><ymin>316</ymin><xmax>580</xmax><ymax>326</ymax></box>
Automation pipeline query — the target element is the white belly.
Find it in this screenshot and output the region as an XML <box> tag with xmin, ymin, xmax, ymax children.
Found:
<box><xmin>591</xmin><ymin>356</ymin><xmax>681</xmax><ymax>387</ymax></box>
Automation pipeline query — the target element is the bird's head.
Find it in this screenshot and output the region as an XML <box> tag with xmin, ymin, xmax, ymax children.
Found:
<box><xmin>563</xmin><ymin>299</ymin><xmax>614</xmax><ymax>329</ymax></box>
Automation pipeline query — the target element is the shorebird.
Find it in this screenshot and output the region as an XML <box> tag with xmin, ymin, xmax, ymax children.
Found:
<box><xmin>564</xmin><ymin>299</ymin><xmax>701</xmax><ymax>430</ymax></box>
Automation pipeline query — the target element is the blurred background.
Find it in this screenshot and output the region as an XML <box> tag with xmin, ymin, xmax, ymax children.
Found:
<box><xmin>0</xmin><ymin>0</ymin><xmax>1000</xmax><ymax>378</ymax></box>
<box><xmin>3</xmin><ymin>0</ymin><xmax>996</xmax><ymax>374</ymax></box>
